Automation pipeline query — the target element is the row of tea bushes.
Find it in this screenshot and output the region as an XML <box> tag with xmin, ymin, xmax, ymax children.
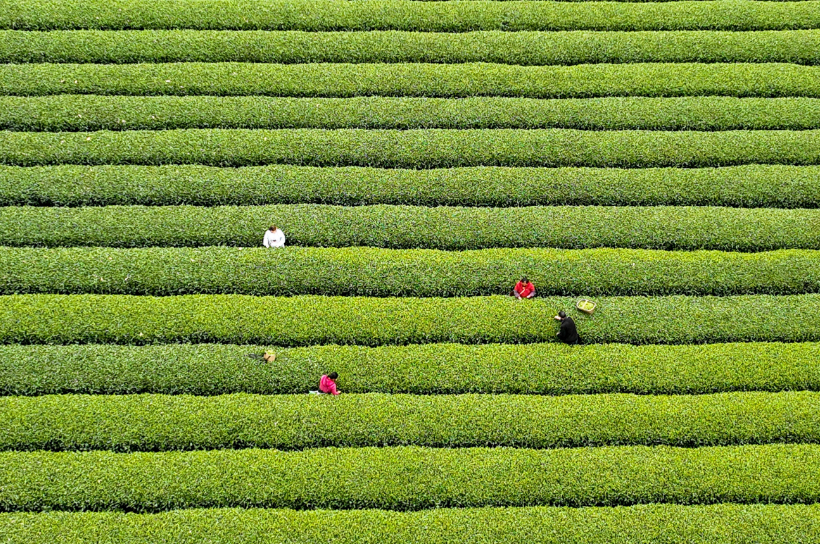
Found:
<box><xmin>2</xmin><ymin>164</ymin><xmax>817</xmax><ymax>207</ymax></box>
<box><xmin>2</xmin><ymin>246</ymin><xmax>818</xmax><ymax>297</ymax></box>
<box><xmin>0</xmin><ymin>129</ymin><xmax>820</xmax><ymax>169</ymax></box>
<box><xmin>2</xmin><ymin>444</ymin><xmax>820</xmax><ymax>511</ymax></box>
<box><xmin>3</xmin><ymin>342</ymin><xmax>819</xmax><ymax>396</ymax></box>
<box><xmin>1</xmin><ymin>204</ymin><xmax>817</xmax><ymax>251</ymax></box>
<box><xmin>3</xmin><ymin>504</ymin><xmax>820</xmax><ymax>544</ymax></box>
<box><xmin>0</xmin><ymin>342</ymin><xmax>820</xmax><ymax>395</ymax></box>
<box><xmin>4</xmin><ymin>30</ymin><xmax>820</xmax><ymax>65</ymax></box>
<box><xmin>3</xmin><ymin>391</ymin><xmax>819</xmax><ymax>452</ymax></box>
<box><xmin>4</xmin><ymin>128</ymin><xmax>820</xmax><ymax>168</ymax></box>
<box><xmin>4</xmin><ymin>62</ymin><xmax>820</xmax><ymax>97</ymax></box>
<box><xmin>1</xmin><ymin>293</ymin><xmax>819</xmax><ymax>345</ymax></box>
<box><xmin>4</xmin><ymin>0</ymin><xmax>820</xmax><ymax>32</ymax></box>
<box><xmin>6</xmin><ymin>96</ymin><xmax>820</xmax><ymax>132</ymax></box>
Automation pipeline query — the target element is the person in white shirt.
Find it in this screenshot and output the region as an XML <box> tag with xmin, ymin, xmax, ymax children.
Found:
<box><xmin>263</xmin><ymin>225</ymin><xmax>286</xmax><ymax>248</ymax></box>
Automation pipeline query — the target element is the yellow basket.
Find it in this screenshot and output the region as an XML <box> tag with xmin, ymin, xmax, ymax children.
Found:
<box><xmin>576</xmin><ymin>299</ymin><xmax>596</xmax><ymax>315</ymax></box>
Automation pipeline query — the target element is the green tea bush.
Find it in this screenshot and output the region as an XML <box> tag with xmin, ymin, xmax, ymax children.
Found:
<box><xmin>2</xmin><ymin>247</ymin><xmax>819</xmax><ymax>297</ymax></box>
<box><xmin>4</xmin><ymin>1</ymin><xmax>820</xmax><ymax>32</ymax></box>
<box><xmin>3</xmin><ymin>129</ymin><xmax>820</xmax><ymax>168</ymax></box>
<box><xmin>2</xmin><ymin>444</ymin><xmax>820</xmax><ymax>511</ymax></box>
<box><xmin>4</xmin><ymin>62</ymin><xmax>820</xmax><ymax>97</ymax></box>
<box><xmin>4</xmin><ymin>30</ymin><xmax>820</xmax><ymax>65</ymax></box>
<box><xmin>3</xmin><ymin>391</ymin><xmax>819</xmax><ymax>452</ymax></box>
<box><xmin>1</xmin><ymin>205</ymin><xmax>817</xmax><ymax>251</ymax></box>
<box><xmin>1</xmin><ymin>294</ymin><xmax>818</xmax><ymax>345</ymax></box>
<box><xmin>2</xmin><ymin>342</ymin><xmax>820</xmax><ymax>396</ymax></box>
<box><xmin>3</xmin><ymin>504</ymin><xmax>820</xmax><ymax>544</ymax></box>
<box><xmin>2</xmin><ymin>164</ymin><xmax>818</xmax><ymax>207</ymax></box>
<box><xmin>6</xmin><ymin>96</ymin><xmax>820</xmax><ymax>132</ymax></box>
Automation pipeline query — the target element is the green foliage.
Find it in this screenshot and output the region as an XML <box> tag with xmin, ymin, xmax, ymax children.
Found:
<box><xmin>4</xmin><ymin>30</ymin><xmax>820</xmax><ymax>65</ymax></box>
<box><xmin>1</xmin><ymin>204</ymin><xmax>818</xmax><ymax>251</ymax></box>
<box><xmin>4</xmin><ymin>0</ymin><xmax>820</xmax><ymax>528</ymax></box>
<box><xmin>3</xmin><ymin>342</ymin><xmax>820</xmax><ymax>396</ymax></box>
<box><xmin>4</xmin><ymin>128</ymin><xmax>820</xmax><ymax>168</ymax></box>
<box><xmin>2</xmin><ymin>444</ymin><xmax>820</xmax><ymax>511</ymax></box>
<box><xmin>2</xmin><ymin>247</ymin><xmax>819</xmax><ymax>296</ymax></box>
<box><xmin>6</xmin><ymin>96</ymin><xmax>820</xmax><ymax>132</ymax></box>
<box><xmin>3</xmin><ymin>504</ymin><xmax>820</xmax><ymax>544</ymax></box>
<box><xmin>4</xmin><ymin>62</ymin><xmax>820</xmax><ymax>98</ymax></box>
<box><xmin>3</xmin><ymin>391</ymin><xmax>820</xmax><ymax>452</ymax></box>
<box><xmin>4</xmin><ymin>1</ymin><xmax>820</xmax><ymax>31</ymax></box>
<box><xmin>1</xmin><ymin>294</ymin><xmax>819</xmax><ymax>346</ymax></box>
<box><xmin>2</xmin><ymin>164</ymin><xmax>818</xmax><ymax>207</ymax></box>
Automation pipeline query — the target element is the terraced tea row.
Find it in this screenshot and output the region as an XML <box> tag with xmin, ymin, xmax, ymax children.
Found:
<box><xmin>2</xmin><ymin>205</ymin><xmax>817</xmax><ymax>251</ymax></box>
<box><xmin>4</xmin><ymin>504</ymin><xmax>820</xmax><ymax>544</ymax></box>
<box><xmin>6</xmin><ymin>30</ymin><xmax>820</xmax><ymax>65</ymax></box>
<box><xmin>2</xmin><ymin>294</ymin><xmax>819</xmax><ymax>345</ymax></box>
<box><xmin>3</xmin><ymin>247</ymin><xmax>819</xmax><ymax>297</ymax></box>
<box><xmin>4</xmin><ymin>391</ymin><xmax>820</xmax><ymax>451</ymax></box>
<box><xmin>5</xmin><ymin>63</ymin><xmax>820</xmax><ymax>97</ymax></box>
<box><xmin>8</xmin><ymin>96</ymin><xmax>820</xmax><ymax>132</ymax></box>
<box><xmin>3</xmin><ymin>164</ymin><xmax>817</xmax><ymax>207</ymax></box>
<box><xmin>5</xmin><ymin>1</ymin><xmax>820</xmax><ymax>32</ymax></box>
<box><xmin>5</xmin><ymin>128</ymin><xmax>820</xmax><ymax>168</ymax></box>
<box><xmin>4</xmin><ymin>342</ymin><xmax>819</xmax><ymax>396</ymax></box>
<box><xmin>3</xmin><ymin>444</ymin><xmax>820</xmax><ymax>511</ymax></box>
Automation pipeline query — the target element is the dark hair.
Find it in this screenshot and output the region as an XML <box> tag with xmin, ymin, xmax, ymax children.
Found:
<box><xmin>269</xmin><ymin>225</ymin><xmax>277</xmax><ymax>231</ymax></box>
<box><xmin>521</xmin><ymin>276</ymin><xmax>529</xmax><ymax>283</ymax></box>
<box><xmin>328</xmin><ymin>372</ymin><xmax>339</xmax><ymax>380</ymax></box>
<box><xmin>558</xmin><ymin>311</ymin><xmax>567</xmax><ymax>318</ymax></box>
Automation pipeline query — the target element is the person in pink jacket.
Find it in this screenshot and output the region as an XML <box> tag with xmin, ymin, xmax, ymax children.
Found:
<box><xmin>319</xmin><ymin>372</ymin><xmax>340</xmax><ymax>395</ymax></box>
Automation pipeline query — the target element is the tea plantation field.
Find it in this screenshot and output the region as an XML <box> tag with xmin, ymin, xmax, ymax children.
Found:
<box><xmin>2</xmin><ymin>0</ymin><xmax>820</xmax><ymax>542</ymax></box>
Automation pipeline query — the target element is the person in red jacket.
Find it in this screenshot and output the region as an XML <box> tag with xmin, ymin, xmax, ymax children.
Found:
<box><xmin>319</xmin><ymin>372</ymin><xmax>340</xmax><ymax>395</ymax></box>
<box><xmin>511</xmin><ymin>276</ymin><xmax>536</xmax><ymax>300</ymax></box>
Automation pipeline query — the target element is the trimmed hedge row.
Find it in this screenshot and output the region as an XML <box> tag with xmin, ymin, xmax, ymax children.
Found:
<box><xmin>4</xmin><ymin>62</ymin><xmax>820</xmax><ymax>98</ymax></box>
<box><xmin>2</xmin><ymin>444</ymin><xmax>820</xmax><ymax>511</ymax></box>
<box><xmin>4</xmin><ymin>1</ymin><xmax>820</xmax><ymax>32</ymax></box>
<box><xmin>2</xmin><ymin>205</ymin><xmax>818</xmax><ymax>251</ymax></box>
<box><xmin>3</xmin><ymin>391</ymin><xmax>820</xmax><ymax>452</ymax></box>
<box><xmin>4</xmin><ymin>129</ymin><xmax>820</xmax><ymax>168</ymax></box>
<box><xmin>3</xmin><ymin>504</ymin><xmax>820</xmax><ymax>544</ymax></box>
<box><xmin>7</xmin><ymin>96</ymin><xmax>820</xmax><ymax>132</ymax></box>
<box><xmin>2</xmin><ymin>164</ymin><xmax>819</xmax><ymax>208</ymax></box>
<box><xmin>3</xmin><ymin>342</ymin><xmax>820</xmax><ymax>396</ymax></box>
<box><xmin>1</xmin><ymin>294</ymin><xmax>819</xmax><ymax>346</ymax></box>
<box><xmin>3</xmin><ymin>247</ymin><xmax>820</xmax><ymax>297</ymax></box>
<box><xmin>4</xmin><ymin>342</ymin><xmax>820</xmax><ymax>397</ymax></box>
<box><xmin>5</xmin><ymin>30</ymin><xmax>820</xmax><ymax>65</ymax></box>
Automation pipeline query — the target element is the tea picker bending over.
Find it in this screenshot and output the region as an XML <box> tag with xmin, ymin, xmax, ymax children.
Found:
<box><xmin>555</xmin><ymin>310</ymin><xmax>580</xmax><ymax>345</ymax></box>
<box><xmin>263</xmin><ymin>225</ymin><xmax>286</xmax><ymax>248</ymax></box>
<box><xmin>319</xmin><ymin>372</ymin><xmax>341</xmax><ymax>395</ymax></box>
<box><xmin>511</xmin><ymin>276</ymin><xmax>536</xmax><ymax>299</ymax></box>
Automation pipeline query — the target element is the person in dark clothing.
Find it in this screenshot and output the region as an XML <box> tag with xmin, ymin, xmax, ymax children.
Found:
<box><xmin>554</xmin><ymin>310</ymin><xmax>579</xmax><ymax>345</ymax></box>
